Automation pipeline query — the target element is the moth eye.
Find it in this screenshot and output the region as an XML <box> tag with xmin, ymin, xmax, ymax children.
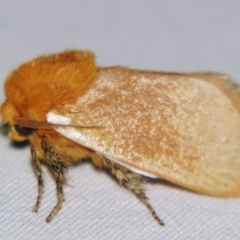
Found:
<box><xmin>14</xmin><ymin>125</ymin><xmax>33</xmax><ymax>136</ymax></box>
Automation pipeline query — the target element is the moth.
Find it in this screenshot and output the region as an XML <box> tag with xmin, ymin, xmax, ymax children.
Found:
<box><xmin>1</xmin><ymin>50</ymin><xmax>240</xmax><ymax>226</ymax></box>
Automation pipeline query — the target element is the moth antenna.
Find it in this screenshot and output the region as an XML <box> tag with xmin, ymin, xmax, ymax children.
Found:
<box><xmin>13</xmin><ymin>117</ymin><xmax>104</xmax><ymax>130</ymax></box>
<box><xmin>13</xmin><ymin>117</ymin><xmax>55</xmax><ymax>130</ymax></box>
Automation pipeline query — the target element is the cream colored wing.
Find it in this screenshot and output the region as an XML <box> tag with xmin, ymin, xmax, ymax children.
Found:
<box><xmin>47</xmin><ymin>67</ymin><xmax>240</xmax><ymax>197</ymax></box>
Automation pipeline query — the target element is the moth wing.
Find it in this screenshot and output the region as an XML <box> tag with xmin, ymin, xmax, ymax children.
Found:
<box><xmin>47</xmin><ymin>68</ymin><xmax>240</xmax><ymax>197</ymax></box>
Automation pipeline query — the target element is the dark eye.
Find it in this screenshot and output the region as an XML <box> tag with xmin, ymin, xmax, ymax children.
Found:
<box><xmin>14</xmin><ymin>125</ymin><xmax>33</xmax><ymax>136</ymax></box>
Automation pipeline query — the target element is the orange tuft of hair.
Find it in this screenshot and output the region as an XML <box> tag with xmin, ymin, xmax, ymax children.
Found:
<box><xmin>2</xmin><ymin>50</ymin><xmax>97</xmax><ymax>122</ymax></box>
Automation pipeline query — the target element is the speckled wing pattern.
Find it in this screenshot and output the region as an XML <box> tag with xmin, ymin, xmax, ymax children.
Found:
<box><xmin>47</xmin><ymin>67</ymin><xmax>240</xmax><ymax>197</ymax></box>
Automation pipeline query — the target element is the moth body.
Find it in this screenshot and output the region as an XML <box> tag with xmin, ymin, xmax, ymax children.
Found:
<box><xmin>1</xmin><ymin>50</ymin><xmax>240</xmax><ymax>226</ymax></box>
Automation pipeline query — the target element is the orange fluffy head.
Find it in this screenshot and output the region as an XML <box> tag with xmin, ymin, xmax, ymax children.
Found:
<box><xmin>1</xmin><ymin>50</ymin><xmax>97</xmax><ymax>140</ymax></box>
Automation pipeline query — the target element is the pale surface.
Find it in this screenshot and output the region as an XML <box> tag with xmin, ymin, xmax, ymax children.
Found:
<box><xmin>1</xmin><ymin>1</ymin><xmax>240</xmax><ymax>239</ymax></box>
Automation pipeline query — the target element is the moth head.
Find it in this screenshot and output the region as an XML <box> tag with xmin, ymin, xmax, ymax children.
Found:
<box><xmin>1</xmin><ymin>100</ymin><xmax>32</xmax><ymax>141</ymax></box>
<box><xmin>1</xmin><ymin>50</ymin><xmax>98</xmax><ymax>141</ymax></box>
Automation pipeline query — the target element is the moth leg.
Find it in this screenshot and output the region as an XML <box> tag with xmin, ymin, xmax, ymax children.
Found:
<box><xmin>46</xmin><ymin>165</ymin><xmax>65</xmax><ymax>223</ymax></box>
<box><xmin>31</xmin><ymin>145</ymin><xmax>44</xmax><ymax>213</ymax></box>
<box><xmin>102</xmin><ymin>156</ymin><xmax>164</xmax><ymax>226</ymax></box>
<box><xmin>42</xmin><ymin>139</ymin><xmax>68</xmax><ymax>223</ymax></box>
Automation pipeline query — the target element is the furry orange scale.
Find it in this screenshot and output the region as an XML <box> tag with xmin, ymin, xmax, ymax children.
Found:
<box><xmin>1</xmin><ymin>50</ymin><xmax>240</xmax><ymax>226</ymax></box>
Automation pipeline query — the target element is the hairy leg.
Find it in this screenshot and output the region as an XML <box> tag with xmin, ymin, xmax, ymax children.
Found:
<box><xmin>31</xmin><ymin>145</ymin><xmax>44</xmax><ymax>213</ymax></box>
<box><xmin>42</xmin><ymin>138</ymin><xmax>68</xmax><ymax>223</ymax></box>
<box><xmin>101</xmin><ymin>156</ymin><xmax>164</xmax><ymax>226</ymax></box>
